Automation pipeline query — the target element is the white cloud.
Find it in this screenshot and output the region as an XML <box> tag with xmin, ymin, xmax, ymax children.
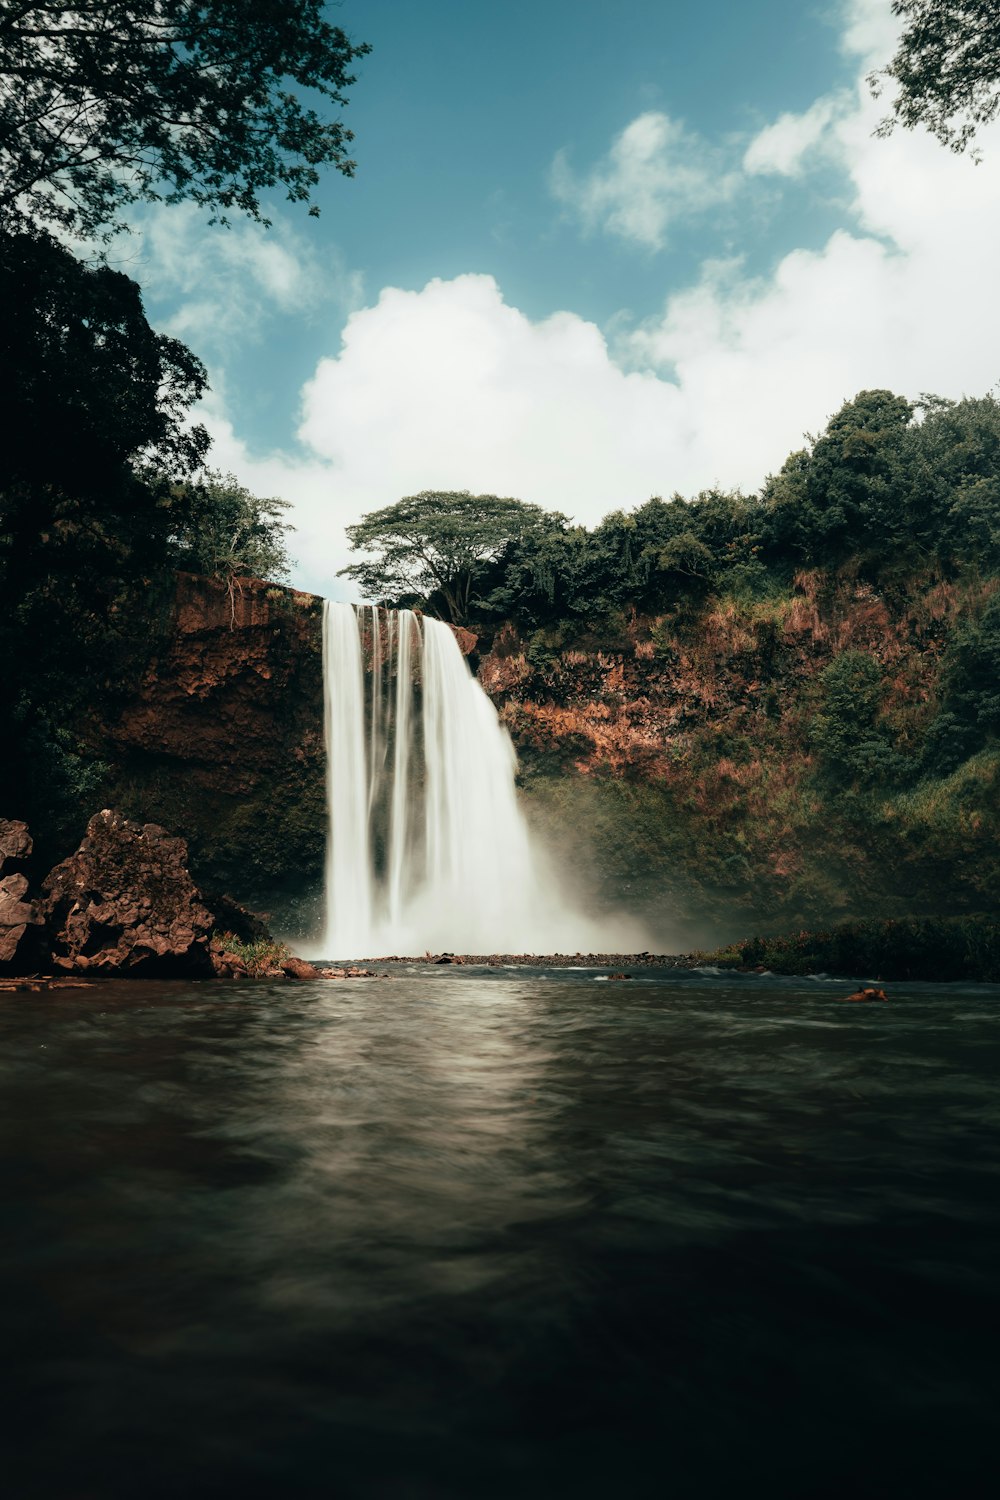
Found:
<box><xmin>841</xmin><ymin>0</ymin><xmax>902</xmax><ymax>69</ymax></box>
<box><xmin>222</xmin><ymin>273</ymin><xmax>691</xmax><ymax>596</ymax></box>
<box><xmin>551</xmin><ymin>111</ymin><xmax>739</xmax><ymax>250</ymax></box>
<box><xmin>743</xmin><ymin>97</ymin><xmax>841</xmax><ymax>177</ymax></box>
<box><xmin>199</xmin><ymin>0</ymin><xmax>1000</xmax><ymax>602</ymax></box>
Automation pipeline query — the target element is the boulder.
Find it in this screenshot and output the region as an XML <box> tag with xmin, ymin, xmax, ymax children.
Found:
<box><xmin>842</xmin><ymin>986</ymin><xmax>889</xmax><ymax>1002</ymax></box>
<box><xmin>281</xmin><ymin>956</ymin><xmax>320</xmax><ymax>982</ymax></box>
<box><xmin>0</xmin><ymin>871</ymin><xmax>43</xmax><ymax>970</ymax></box>
<box><xmin>0</xmin><ymin>819</ymin><xmax>32</xmax><ymax>875</ymax></box>
<box><xmin>40</xmin><ymin>810</ymin><xmax>215</xmax><ymax>975</ymax></box>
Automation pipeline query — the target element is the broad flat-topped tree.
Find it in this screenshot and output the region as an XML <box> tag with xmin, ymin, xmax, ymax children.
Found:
<box><xmin>341</xmin><ymin>490</ymin><xmax>567</xmax><ymax>624</ymax></box>
<box><xmin>0</xmin><ymin>1</ymin><xmax>370</xmax><ymax>239</ymax></box>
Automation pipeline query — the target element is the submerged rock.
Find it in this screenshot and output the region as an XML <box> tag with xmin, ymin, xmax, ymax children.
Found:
<box><xmin>842</xmin><ymin>986</ymin><xmax>889</xmax><ymax>1002</ymax></box>
<box><xmin>319</xmin><ymin>966</ymin><xmax>384</xmax><ymax>979</ymax></box>
<box><xmin>281</xmin><ymin>956</ymin><xmax>320</xmax><ymax>982</ymax></box>
<box><xmin>40</xmin><ymin>810</ymin><xmax>215</xmax><ymax>976</ymax></box>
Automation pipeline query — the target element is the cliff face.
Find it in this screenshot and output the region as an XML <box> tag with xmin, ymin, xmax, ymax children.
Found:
<box><xmin>88</xmin><ymin>568</ymin><xmax>999</xmax><ymax>948</ymax></box>
<box><xmin>100</xmin><ymin>573</ymin><xmax>326</xmax><ymax>930</ymax></box>
<box><xmin>479</xmin><ymin>571</ymin><xmax>1000</xmax><ymax>940</ymax></box>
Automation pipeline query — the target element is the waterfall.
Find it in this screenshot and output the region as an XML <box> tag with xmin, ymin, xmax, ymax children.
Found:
<box><xmin>312</xmin><ymin>601</ymin><xmax>624</xmax><ymax>958</ymax></box>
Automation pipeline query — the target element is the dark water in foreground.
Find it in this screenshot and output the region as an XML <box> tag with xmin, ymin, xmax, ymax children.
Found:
<box><xmin>1</xmin><ymin>967</ymin><xmax>999</xmax><ymax>1499</ymax></box>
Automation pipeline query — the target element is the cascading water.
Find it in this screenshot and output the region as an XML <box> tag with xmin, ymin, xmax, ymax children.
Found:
<box><xmin>313</xmin><ymin>601</ymin><xmax>631</xmax><ymax>957</ymax></box>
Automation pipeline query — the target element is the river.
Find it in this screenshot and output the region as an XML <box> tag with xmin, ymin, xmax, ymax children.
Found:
<box><xmin>2</xmin><ymin>966</ymin><xmax>998</xmax><ymax>1498</ymax></box>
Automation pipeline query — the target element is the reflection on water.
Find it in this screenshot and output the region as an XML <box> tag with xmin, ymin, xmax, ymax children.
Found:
<box><xmin>1</xmin><ymin>969</ymin><xmax>998</xmax><ymax>1498</ymax></box>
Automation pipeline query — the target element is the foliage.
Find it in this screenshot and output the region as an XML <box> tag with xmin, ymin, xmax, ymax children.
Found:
<box><xmin>809</xmin><ymin>651</ymin><xmax>907</xmax><ymax>789</ymax></box>
<box><xmin>764</xmin><ymin>390</ymin><xmax>919</xmax><ymax>569</ymax></box>
<box><xmin>0</xmin><ymin>228</ymin><xmax>208</xmax><ymax>852</ymax></box>
<box><xmin>0</xmin><ymin>228</ymin><xmax>209</xmax><ymax>491</ymax></box>
<box><xmin>870</xmin><ymin>1</ymin><xmax>1000</xmax><ymax>156</ymax></box>
<box><xmin>920</xmin><ymin>592</ymin><xmax>1000</xmax><ymax>773</ymax></box>
<box><xmin>0</xmin><ymin>1</ymin><xmax>371</xmax><ymax>240</ymax></box>
<box><xmin>169</xmin><ymin>471</ymin><xmax>293</xmax><ymax>587</ymax></box>
<box><xmin>0</xmin><ymin>229</ymin><xmax>210</xmax><ymax>621</ymax></box>
<box><xmin>341</xmin><ymin>490</ymin><xmax>567</xmax><ymax>623</ymax></box>
<box><xmin>698</xmin><ymin>916</ymin><xmax>1000</xmax><ymax>982</ymax></box>
<box><xmin>212</xmin><ymin>933</ymin><xmax>290</xmax><ymax>975</ymax></box>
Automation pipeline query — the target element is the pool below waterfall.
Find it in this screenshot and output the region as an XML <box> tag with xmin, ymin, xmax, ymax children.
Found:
<box><xmin>2</xmin><ymin>966</ymin><xmax>998</xmax><ymax>1498</ymax></box>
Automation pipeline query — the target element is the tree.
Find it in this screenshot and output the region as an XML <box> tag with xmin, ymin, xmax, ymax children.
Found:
<box><xmin>0</xmin><ymin>228</ymin><xmax>209</xmax><ymax>846</ymax></box>
<box><xmin>0</xmin><ymin>226</ymin><xmax>210</xmax><ymax>620</ymax></box>
<box><xmin>870</xmin><ymin>1</ymin><xmax>1000</xmax><ymax>156</ymax></box>
<box><xmin>0</xmin><ymin>1</ymin><xmax>371</xmax><ymax>240</ymax></box>
<box><xmin>0</xmin><ymin>228</ymin><xmax>208</xmax><ymax>495</ymax></box>
<box><xmin>764</xmin><ymin>390</ymin><xmax>919</xmax><ymax>569</ymax></box>
<box><xmin>340</xmin><ymin>491</ymin><xmax>567</xmax><ymax>623</ymax></box>
<box><xmin>169</xmin><ymin>470</ymin><xmax>293</xmax><ymax>588</ymax></box>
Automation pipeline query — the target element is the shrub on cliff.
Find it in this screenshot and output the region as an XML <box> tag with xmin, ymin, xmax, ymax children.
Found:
<box><xmin>168</xmin><ymin>471</ymin><xmax>293</xmax><ymax>588</ymax></box>
<box><xmin>810</xmin><ymin>651</ymin><xmax>909</xmax><ymax>791</ymax></box>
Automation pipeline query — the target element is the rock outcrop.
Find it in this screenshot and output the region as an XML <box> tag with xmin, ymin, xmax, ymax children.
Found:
<box><xmin>0</xmin><ymin>820</ymin><xmax>43</xmax><ymax>970</ymax></box>
<box><xmin>40</xmin><ymin>810</ymin><xmax>215</xmax><ymax>975</ymax></box>
<box><xmin>0</xmin><ymin>819</ymin><xmax>32</xmax><ymax>870</ymax></box>
<box><xmin>101</xmin><ymin>572</ymin><xmax>327</xmax><ymax>926</ymax></box>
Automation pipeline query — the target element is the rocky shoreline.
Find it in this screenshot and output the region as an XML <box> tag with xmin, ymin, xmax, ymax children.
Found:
<box><xmin>362</xmin><ymin>952</ymin><xmax>690</xmax><ymax>968</ymax></box>
<box><xmin>0</xmin><ymin>810</ymin><xmax>319</xmax><ymax>983</ymax></box>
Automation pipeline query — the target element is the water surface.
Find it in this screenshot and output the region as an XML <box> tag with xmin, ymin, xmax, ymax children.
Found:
<box><xmin>1</xmin><ymin>967</ymin><xmax>998</xmax><ymax>1497</ymax></box>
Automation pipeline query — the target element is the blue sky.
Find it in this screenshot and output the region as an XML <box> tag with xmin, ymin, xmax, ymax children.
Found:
<box><xmin>127</xmin><ymin>0</ymin><xmax>1000</xmax><ymax>597</ymax></box>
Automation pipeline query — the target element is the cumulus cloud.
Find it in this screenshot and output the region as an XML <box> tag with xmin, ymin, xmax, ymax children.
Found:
<box><xmin>208</xmin><ymin>274</ymin><xmax>692</xmax><ymax>596</ymax></box>
<box><xmin>198</xmin><ymin>0</ymin><xmax>1000</xmax><ymax>601</ymax></box>
<box><xmin>551</xmin><ymin>111</ymin><xmax>739</xmax><ymax>250</ymax></box>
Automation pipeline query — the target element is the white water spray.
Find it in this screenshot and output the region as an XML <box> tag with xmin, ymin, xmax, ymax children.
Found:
<box><xmin>312</xmin><ymin>602</ymin><xmax>639</xmax><ymax>958</ymax></box>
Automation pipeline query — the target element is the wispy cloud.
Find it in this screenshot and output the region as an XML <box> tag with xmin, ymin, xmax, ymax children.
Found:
<box><xmin>130</xmin><ymin>203</ymin><xmax>364</xmax><ymax>349</ymax></box>
<box><xmin>551</xmin><ymin>111</ymin><xmax>740</xmax><ymax>251</ymax></box>
<box><xmin>742</xmin><ymin>97</ymin><xmax>843</xmax><ymax>177</ymax></box>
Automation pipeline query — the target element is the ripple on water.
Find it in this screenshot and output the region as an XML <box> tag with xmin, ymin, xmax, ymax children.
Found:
<box><xmin>1</xmin><ymin>972</ymin><xmax>999</xmax><ymax>1498</ymax></box>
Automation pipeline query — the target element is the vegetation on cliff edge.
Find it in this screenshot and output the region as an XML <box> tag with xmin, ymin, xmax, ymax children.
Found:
<box><xmin>346</xmin><ymin>390</ymin><xmax>1000</xmax><ymax>937</ymax></box>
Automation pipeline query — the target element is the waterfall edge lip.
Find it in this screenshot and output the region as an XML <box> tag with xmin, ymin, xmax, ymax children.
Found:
<box><xmin>309</xmin><ymin>601</ymin><xmax>653</xmax><ymax>960</ymax></box>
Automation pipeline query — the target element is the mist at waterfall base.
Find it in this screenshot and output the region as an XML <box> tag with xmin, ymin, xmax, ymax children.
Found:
<box><xmin>302</xmin><ymin>602</ymin><xmax>650</xmax><ymax>959</ymax></box>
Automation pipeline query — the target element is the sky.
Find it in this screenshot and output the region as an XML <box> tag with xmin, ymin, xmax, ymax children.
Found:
<box><xmin>124</xmin><ymin>0</ymin><xmax>1000</xmax><ymax>599</ymax></box>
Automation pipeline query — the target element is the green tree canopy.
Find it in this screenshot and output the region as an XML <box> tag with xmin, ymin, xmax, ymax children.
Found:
<box><xmin>0</xmin><ymin>228</ymin><xmax>208</xmax><ymax>497</ymax></box>
<box><xmin>871</xmin><ymin>1</ymin><xmax>1000</xmax><ymax>156</ymax></box>
<box><xmin>340</xmin><ymin>490</ymin><xmax>568</xmax><ymax>623</ymax></box>
<box><xmin>0</xmin><ymin>1</ymin><xmax>370</xmax><ymax>240</ymax></box>
<box><xmin>168</xmin><ymin>470</ymin><xmax>292</xmax><ymax>586</ymax></box>
<box><xmin>764</xmin><ymin>389</ymin><xmax>919</xmax><ymax>569</ymax></box>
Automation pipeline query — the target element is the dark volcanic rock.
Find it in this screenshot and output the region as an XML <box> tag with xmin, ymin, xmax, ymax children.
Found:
<box><xmin>40</xmin><ymin>810</ymin><xmax>215</xmax><ymax>975</ymax></box>
<box><xmin>0</xmin><ymin>821</ymin><xmax>43</xmax><ymax>970</ymax></box>
<box><xmin>0</xmin><ymin>872</ymin><xmax>43</xmax><ymax>969</ymax></box>
<box><xmin>0</xmin><ymin>819</ymin><xmax>33</xmax><ymax>874</ymax></box>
